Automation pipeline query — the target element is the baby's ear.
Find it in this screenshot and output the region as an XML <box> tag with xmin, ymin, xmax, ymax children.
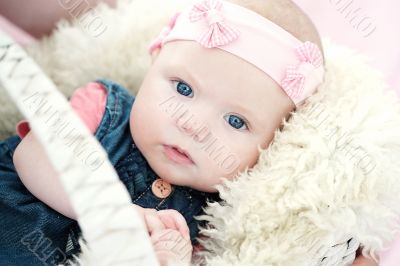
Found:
<box><xmin>151</xmin><ymin>47</ymin><xmax>161</xmax><ymax>64</ymax></box>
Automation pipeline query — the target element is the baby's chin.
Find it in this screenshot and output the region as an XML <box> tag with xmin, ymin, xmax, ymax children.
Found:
<box><xmin>149</xmin><ymin>162</ymin><xmax>219</xmax><ymax>192</ymax></box>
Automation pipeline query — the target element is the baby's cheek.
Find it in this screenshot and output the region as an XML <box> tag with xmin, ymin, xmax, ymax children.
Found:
<box><xmin>237</xmin><ymin>145</ymin><xmax>262</xmax><ymax>170</ymax></box>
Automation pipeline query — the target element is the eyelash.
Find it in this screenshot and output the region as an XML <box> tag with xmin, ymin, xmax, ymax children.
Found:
<box><xmin>171</xmin><ymin>79</ymin><xmax>250</xmax><ymax>131</ymax></box>
<box><xmin>173</xmin><ymin>79</ymin><xmax>194</xmax><ymax>97</ymax></box>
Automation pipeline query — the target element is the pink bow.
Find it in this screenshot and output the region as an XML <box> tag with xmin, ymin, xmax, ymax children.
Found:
<box><xmin>189</xmin><ymin>0</ymin><xmax>240</xmax><ymax>48</ymax></box>
<box><xmin>281</xmin><ymin>41</ymin><xmax>323</xmax><ymax>99</ymax></box>
<box><xmin>148</xmin><ymin>12</ymin><xmax>181</xmax><ymax>54</ymax></box>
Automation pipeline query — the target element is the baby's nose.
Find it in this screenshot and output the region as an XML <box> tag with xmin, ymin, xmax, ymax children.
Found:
<box><xmin>176</xmin><ymin>113</ymin><xmax>209</xmax><ymax>143</ymax></box>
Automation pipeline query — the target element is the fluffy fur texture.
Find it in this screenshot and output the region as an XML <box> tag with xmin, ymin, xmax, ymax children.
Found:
<box><xmin>0</xmin><ymin>0</ymin><xmax>191</xmax><ymax>140</ymax></box>
<box><xmin>194</xmin><ymin>43</ymin><xmax>400</xmax><ymax>266</ymax></box>
<box><xmin>1</xmin><ymin>0</ymin><xmax>400</xmax><ymax>265</ymax></box>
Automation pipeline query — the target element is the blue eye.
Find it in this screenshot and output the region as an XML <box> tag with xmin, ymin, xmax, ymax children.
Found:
<box><xmin>175</xmin><ymin>81</ymin><xmax>193</xmax><ymax>97</ymax></box>
<box><xmin>224</xmin><ymin>114</ymin><xmax>249</xmax><ymax>130</ymax></box>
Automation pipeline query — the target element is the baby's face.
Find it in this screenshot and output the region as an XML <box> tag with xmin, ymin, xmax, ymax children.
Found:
<box><xmin>130</xmin><ymin>41</ymin><xmax>294</xmax><ymax>192</ymax></box>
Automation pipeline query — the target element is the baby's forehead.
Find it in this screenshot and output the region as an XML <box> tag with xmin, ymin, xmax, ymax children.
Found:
<box><xmin>160</xmin><ymin>41</ymin><xmax>278</xmax><ymax>90</ymax></box>
<box><xmin>156</xmin><ymin>42</ymin><xmax>294</xmax><ymax>130</ymax></box>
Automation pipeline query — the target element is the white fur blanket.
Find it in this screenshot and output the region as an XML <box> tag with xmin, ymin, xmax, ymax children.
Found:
<box><xmin>1</xmin><ymin>0</ymin><xmax>399</xmax><ymax>265</ymax></box>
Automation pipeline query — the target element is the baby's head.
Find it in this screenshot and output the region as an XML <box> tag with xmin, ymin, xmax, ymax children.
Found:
<box><xmin>130</xmin><ymin>0</ymin><xmax>324</xmax><ymax>192</ymax></box>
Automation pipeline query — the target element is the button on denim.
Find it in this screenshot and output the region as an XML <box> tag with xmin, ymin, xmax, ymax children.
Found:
<box><xmin>0</xmin><ymin>79</ymin><xmax>219</xmax><ymax>265</ymax></box>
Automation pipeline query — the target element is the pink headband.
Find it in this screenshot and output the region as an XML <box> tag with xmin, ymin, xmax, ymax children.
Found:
<box><xmin>148</xmin><ymin>0</ymin><xmax>325</xmax><ymax>106</ymax></box>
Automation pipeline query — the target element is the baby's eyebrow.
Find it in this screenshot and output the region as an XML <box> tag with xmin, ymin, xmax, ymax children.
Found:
<box><xmin>172</xmin><ymin>64</ymin><xmax>261</xmax><ymax>129</ymax></box>
<box><xmin>227</xmin><ymin>102</ymin><xmax>260</xmax><ymax>128</ymax></box>
<box><xmin>179</xmin><ymin>66</ymin><xmax>204</xmax><ymax>92</ymax></box>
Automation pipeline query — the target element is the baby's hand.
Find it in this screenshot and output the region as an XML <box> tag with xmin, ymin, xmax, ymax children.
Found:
<box><xmin>133</xmin><ymin>205</ymin><xmax>190</xmax><ymax>240</ymax></box>
<box><xmin>151</xmin><ymin>229</ymin><xmax>193</xmax><ymax>266</ymax></box>
<box><xmin>351</xmin><ymin>255</ymin><xmax>378</xmax><ymax>266</ymax></box>
<box><xmin>156</xmin><ymin>209</ymin><xmax>191</xmax><ymax>241</ymax></box>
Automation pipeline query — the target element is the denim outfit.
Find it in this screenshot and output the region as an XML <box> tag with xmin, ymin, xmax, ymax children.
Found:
<box><xmin>0</xmin><ymin>79</ymin><xmax>220</xmax><ymax>265</ymax></box>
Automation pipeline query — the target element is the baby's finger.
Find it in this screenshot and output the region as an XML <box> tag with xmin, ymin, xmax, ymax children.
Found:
<box><xmin>156</xmin><ymin>211</ymin><xmax>177</xmax><ymax>229</ymax></box>
<box><xmin>351</xmin><ymin>255</ymin><xmax>378</xmax><ymax>266</ymax></box>
<box><xmin>154</xmin><ymin>242</ymin><xmax>192</xmax><ymax>263</ymax></box>
<box><xmin>152</xmin><ymin>230</ymin><xmax>192</xmax><ymax>261</ymax></box>
<box><xmin>144</xmin><ymin>209</ymin><xmax>166</xmax><ymax>236</ymax></box>
<box><xmin>157</xmin><ymin>209</ymin><xmax>190</xmax><ymax>241</ymax></box>
<box><xmin>153</xmin><ymin>248</ymin><xmax>191</xmax><ymax>266</ymax></box>
<box><xmin>151</xmin><ymin>229</ymin><xmax>181</xmax><ymax>244</ymax></box>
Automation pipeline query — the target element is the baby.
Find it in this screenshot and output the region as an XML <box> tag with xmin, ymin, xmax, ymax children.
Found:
<box><xmin>0</xmin><ymin>0</ymin><xmax>328</xmax><ymax>265</ymax></box>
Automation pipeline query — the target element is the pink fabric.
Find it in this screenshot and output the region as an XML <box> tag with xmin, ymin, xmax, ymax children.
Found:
<box><xmin>0</xmin><ymin>0</ymin><xmax>117</xmax><ymax>39</ymax></box>
<box><xmin>292</xmin><ymin>1</ymin><xmax>400</xmax><ymax>264</ymax></box>
<box><xmin>293</xmin><ymin>0</ymin><xmax>400</xmax><ymax>95</ymax></box>
<box><xmin>16</xmin><ymin>82</ymin><xmax>107</xmax><ymax>139</ymax></box>
<box><xmin>148</xmin><ymin>12</ymin><xmax>181</xmax><ymax>53</ymax></box>
<box><xmin>0</xmin><ymin>14</ymin><xmax>36</xmax><ymax>46</ymax></box>
<box><xmin>188</xmin><ymin>0</ymin><xmax>240</xmax><ymax>48</ymax></box>
<box><xmin>150</xmin><ymin>0</ymin><xmax>325</xmax><ymax>107</ymax></box>
<box><xmin>281</xmin><ymin>42</ymin><xmax>324</xmax><ymax>100</ymax></box>
<box><xmin>380</xmin><ymin>232</ymin><xmax>400</xmax><ymax>266</ymax></box>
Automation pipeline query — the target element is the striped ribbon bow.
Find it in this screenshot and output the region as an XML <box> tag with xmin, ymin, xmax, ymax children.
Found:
<box><xmin>148</xmin><ymin>12</ymin><xmax>181</xmax><ymax>54</ymax></box>
<box><xmin>189</xmin><ymin>0</ymin><xmax>240</xmax><ymax>48</ymax></box>
<box><xmin>281</xmin><ymin>41</ymin><xmax>323</xmax><ymax>99</ymax></box>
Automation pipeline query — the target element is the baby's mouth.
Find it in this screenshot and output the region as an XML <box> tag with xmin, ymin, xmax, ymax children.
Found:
<box><xmin>163</xmin><ymin>145</ymin><xmax>194</xmax><ymax>165</ymax></box>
